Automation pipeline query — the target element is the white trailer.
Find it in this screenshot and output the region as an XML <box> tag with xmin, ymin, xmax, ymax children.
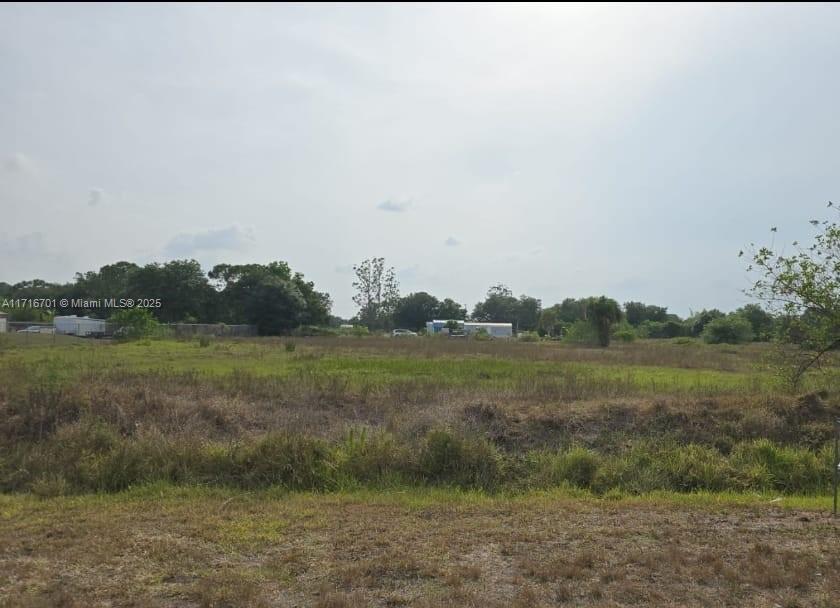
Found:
<box><xmin>464</xmin><ymin>322</ymin><xmax>513</xmax><ymax>338</ymax></box>
<box><xmin>54</xmin><ymin>315</ymin><xmax>106</xmax><ymax>337</ymax></box>
<box><xmin>425</xmin><ymin>320</ymin><xmax>513</xmax><ymax>338</ymax></box>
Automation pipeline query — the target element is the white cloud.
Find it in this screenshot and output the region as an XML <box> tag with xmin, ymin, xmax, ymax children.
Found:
<box><xmin>377</xmin><ymin>198</ymin><xmax>412</xmax><ymax>213</ymax></box>
<box><xmin>444</xmin><ymin>236</ymin><xmax>460</xmax><ymax>247</ymax></box>
<box><xmin>88</xmin><ymin>188</ymin><xmax>105</xmax><ymax>206</ymax></box>
<box><xmin>164</xmin><ymin>225</ymin><xmax>255</xmax><ymax>257</ymax></box>
<box><xmin>2</xmin><ymin>152</ymin><xmax>36</xmax><ymax>175</ymax></box>
<box><xmin>0</xmin><ymin>232</ymin><xmax>48</xmax><ymax>255</ymax></box>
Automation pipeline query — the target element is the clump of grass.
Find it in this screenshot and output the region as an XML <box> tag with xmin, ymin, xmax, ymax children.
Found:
<box><xmin>417</xmin><ymin>430</ymin><xmax>503</xmax><ymax>490</ymax></box>
<box><xmin>730</xmin><ymin>439</ymin><xmax>826</xmax><ymax>493</ymax></box>
<box><xmin>1</xmin><ymin>429</ymin><xmax>834</xmax><ymax>496</ymax></box>
<box><xmin>29</xmin><ymin>474</ymin><xmax>69</xmax><ymax>499</ymax></box>
<box><xmin>235</xmin><ymin>434</ymin><xmax>337</xmax><ymax>490</ymax></box>
<box><xmin>335</xmin><ymin>427</ymin><xmax>406</xmax><ymax>486</ymax></box>
<box><xmin>1</xmin><ymin>385</ymin><xmax>83</xmax><ymax>442</ymax></box>
<box><xmin>527</xmin><ymin>446</ymin><xmax>601</xmax><ymax>489</ymax></box>
<box><xmin>592</xmin><ymin>441</ymin><xmax>735</xmax><ymax>494</ymax></box>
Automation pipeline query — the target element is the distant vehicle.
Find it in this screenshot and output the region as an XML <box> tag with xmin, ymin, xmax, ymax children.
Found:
<box><xmin>54</xmin><ymin>315</ymin><xmax>107</xmax><ymax>337</ymax></box>
<box><xmin>17</xmin><ymin>326</ymin><xmax>54</xmax><ymax>334</ymax></box>
<box><xmin>392</xmin><ymin>329</ymin><xmax>418</xmax><ymax>337</ymax></box>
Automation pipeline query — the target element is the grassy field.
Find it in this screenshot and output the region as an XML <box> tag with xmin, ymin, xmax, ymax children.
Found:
<box><xmin>1</xmin><ymin>335</ymin><xmax>839</xmax><ymax>606</ymax></box>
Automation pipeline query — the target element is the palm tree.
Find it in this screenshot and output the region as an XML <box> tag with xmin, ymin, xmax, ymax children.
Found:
<box><xmin>587</xmin><ymin>296</ymin><xmax>622</xmax><ymax>347</ymax></box>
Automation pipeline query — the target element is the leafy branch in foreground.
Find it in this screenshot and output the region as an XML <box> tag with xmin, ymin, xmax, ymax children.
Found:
<box><xmin>744</xmin><ymin>203</ymin><xmax>840</xmax><ymax>386</ymax></box>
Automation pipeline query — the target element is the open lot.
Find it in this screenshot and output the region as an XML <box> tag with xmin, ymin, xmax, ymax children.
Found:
<box><xmin>1</xmin><ymin>336</ymin><xmax>838</xmax><ymax>606</ymax></box>
<box><xmin>1</xmin><ymin>488</ymin><xmax>839</xmax><ymax>608</ymax></box>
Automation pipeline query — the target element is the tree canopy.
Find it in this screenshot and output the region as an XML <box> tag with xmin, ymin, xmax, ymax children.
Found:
<box><xmin>745</xmin><ymin>205</ymin><xmax>840</xmax><ymax>384</ymax></box>
<box><xmin>352</xmin><ymin>258</ymin><xmax>400</xmax><ymax>330</ymax></box>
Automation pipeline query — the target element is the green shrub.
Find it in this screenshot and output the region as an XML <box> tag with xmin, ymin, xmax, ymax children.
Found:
<box><xmin>593</xmin><ymin>442</ymin><xmax>733</xmax><ymax>494</ymax></box>
<box><xmin>528</xmin><ymin>446</ymin><xmax>601</xmax><ymax>489</ymax></box>
<box><xmin>418</xmin><ymin>430</ymin><xmax>502</xmax><ymax>490</ymax></box>
<box><xmin>472</xmin><ymin>328</ymin><xmax>492</xmax><ymax>342</ymax></box>
<box><xmin>336</xmin><ymin>427</ymin><xmax>405</xmax><ymax>485</ymax></box>
<box><xmin>702</xmin><ymin>315</ymin><xmax>754</xmax><ymax>344</ymax></box>
<box><xmin>638</xmin><ymin>320</ymin><xmax>686</xmax><ymax>339</ymax></box>
<box><xmin>730</xmin><ymin>439</ymin><xmax>827</xmax><ymax>493</ymax></box>
<box><xmin>30</xmin><ymin>474</ymin><xmax>69</xmax><ymax>499</ymax></box>
<box><xmin>613</xmin><ymin>327</ymin><xmax>637</xmax><ymax>343</ymax></box>
<box><xmin>518</xmin><ymin>332</ymin><xmax>540</xmax><ymax>343</ymax></box>
<box><xmin>657</xmin><ymin>444</ymin><xmax>734</xmax><ymax>492</ymax></box>
<box><xmin>563</xmin><ymin>320</ymin><xmax>598</xmax><ymax>345</ymax></box>
<box><xmin>111</xmin><ymin>308</ymin><xmax>160</xmax><ymax>340</ymax></box>
<box><xmin>284</xmin><ymin>342</ymin><xmax>296</xmax><ymax>353</ymax></box>
<box><xmin>235</xmin><ymin>434</ymin><xmax>336</xmax><ymax>490</ymax></box>
<box><xmin>292</xmin><ymin>325</ymin><xmax>340</xmax><ymax>337</ymax></box>
<box><xmin>198</xmin><ymin>335</ymin><xmax>212</xmax><ymax>348</ymax></box>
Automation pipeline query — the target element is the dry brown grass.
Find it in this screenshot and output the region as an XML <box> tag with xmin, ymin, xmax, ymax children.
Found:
<box><xmin>1</xmin><ymin>491</ymin><xmax>839</xmax><ymax>607</ymax></box>
<box><xmin>4</xmin><ymin>367</ymin><xmax>833</xmax><ymax>454</ymax></box>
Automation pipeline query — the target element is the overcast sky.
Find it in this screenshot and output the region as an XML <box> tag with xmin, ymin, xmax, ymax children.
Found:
<box><xmin>1</xmin><ymin>3</ymin><xmax>837</xmax><ymax>318</ymax></box>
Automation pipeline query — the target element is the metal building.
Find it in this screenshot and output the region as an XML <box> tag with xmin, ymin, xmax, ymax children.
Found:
<box><xmin>425</xmin><ymin>319</ymin><xmax>513</xmax><ymax>338</ymax></box>
<box><xmin>54</xmin><ymin>315</ymin><xmax>107</xmax><ymax>337</ymax></box>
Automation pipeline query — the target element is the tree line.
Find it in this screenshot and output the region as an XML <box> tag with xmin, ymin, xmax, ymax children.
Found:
<box><xmin>1</xmin><ymin>200</ymin><xmax>833</xmax><ymax>359</ymax></box>
<box><xmin>0</xmin><ymin>256</ymin><xmax>782</xmax><ymax>345</ymax></box>
<box><xmin>0</xmin><ymin>256</ymin><xmax>794</xmax><ymax>347</ymax></box>
<box><xmin>0</xmin><ymin>260</ymin><xmax>331</xmax><ymax>335</ymax></box>
<box><xmin>2</xmin><ymin>207</ymin><xmax>833</xmax><ymax>389</ymax></box>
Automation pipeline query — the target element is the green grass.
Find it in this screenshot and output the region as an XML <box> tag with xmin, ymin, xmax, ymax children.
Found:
<box><xmin>0</xmin><ymin>482</ymin><xmax>833</xmax><ymax>515</ymax></box>
<box><xmin>0</xmin><ymin>337</ymin><xmax>812</xmax><ymax>396</ymax></box>
<box><xmin>3</xmin><ymin>336</ymin><xmax>838</xmax><ymax>607</ymax></box>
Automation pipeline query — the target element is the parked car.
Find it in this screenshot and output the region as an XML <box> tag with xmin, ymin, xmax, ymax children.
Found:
<box><xmin>17</xmin><ymin>326</ymin><xmax>54</xmax><ymax>334</ymax></box>
<box><xmin>392</xmin><ymin>329</ymin><xmax>418</xmax><ymax>337</ymax></box>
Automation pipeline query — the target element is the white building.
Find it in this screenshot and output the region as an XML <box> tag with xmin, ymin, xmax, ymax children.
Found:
<box><xmin>54</xmin><ymin>315</ymin><xmax>107</xmax><ymax>337</ymax></box>
<box><xmin>425</xmin><ymin>319</ymin><xmax>513</xmax><ymax>338</ymax></box>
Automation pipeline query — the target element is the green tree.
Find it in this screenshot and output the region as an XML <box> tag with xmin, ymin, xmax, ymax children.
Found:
<box><xmin>110</xmin><ymin>307</ymin><xmax>159</xmax><ymax>339</ymax></box>
<box><xmin>586</xmin><ymin>296</ymin><xmax>622</xmax><ymax>347</ymax></box>
<box><xmin>517</xmin><ymin>295</ymin><xmax>542</xmax><ymax>332</ymax></box>
<box><xmin>437</xmin><ymin>298</ymin><xmax>467</xmax><ymax>321</ymax></box>
<box><xmin>702</xmin><ymin>315</ymin><xmax>754</xmax><ymax>344</ymax></box>
<box><xmin>445</xmin><ymin>319</ymin><xmax>463</xmax><ymax>334</ymax></box>
<box><xmin>128</xmin><ymin>260</ymin><xmax>215</xmax><ymax>323</ymax></box>
<box><xmin>686</xmin><ymin>309</ymin><xmax>725</xmax><ymax>337</ymax></box>
<box><xmin>292</xmin><ymin>272</ymin><xmax>332</xmax><ymax>327</ymax></box>
<box><xmin>557</xmin><ymin>298</ymin><xmax>587</xmax><ymax>323</ymax></box>
<box><xmin>209</xmin><ymin>262</ymin><xmax>328</xmax><ymax>334</ymax></box>
<box><xmin>352</xmin><ymin>258</ymin><xmax>400</xmax><ymax>330</ymax></box>
<box><xmin>624</xmin><ymin>301</ymin><xmax>669</xmax><ymax>326</ymax></box>
<box><xmin>735</xmin><ymin>304</ymin><xmax>775</xmax><ymax>342</ymax></box>
<box><xmin>745</xmin><ymin>206</ymin><xmax>840</xmax><ymax>384</ymax></box>
<box><xmin>472</xmin><ymin>285</ymin><xmax>539</xmax><ymax>331</ymax></box>
<box><xmin>394</xmin><ymin>292</ymin><xmax>440</xmax><ymax>331</ymax></box>
<box><xmin>538</xmin><ymin>305</ymin><xmax>566</xmax><ymax>337</ymax></box>
<box><xmin>242</xmin><ymin>275</ymin><xmax>306</xmax><ymax>335</ymax></box>
<box><xmin>638</xmin><ymin>319</ymin><xmax>686</xmax><ymax>339</ymax></box>
<box><xmin>471</xmin><ymin>285</ymin><xmax>518</xmax><ymax>324</ymax></box>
